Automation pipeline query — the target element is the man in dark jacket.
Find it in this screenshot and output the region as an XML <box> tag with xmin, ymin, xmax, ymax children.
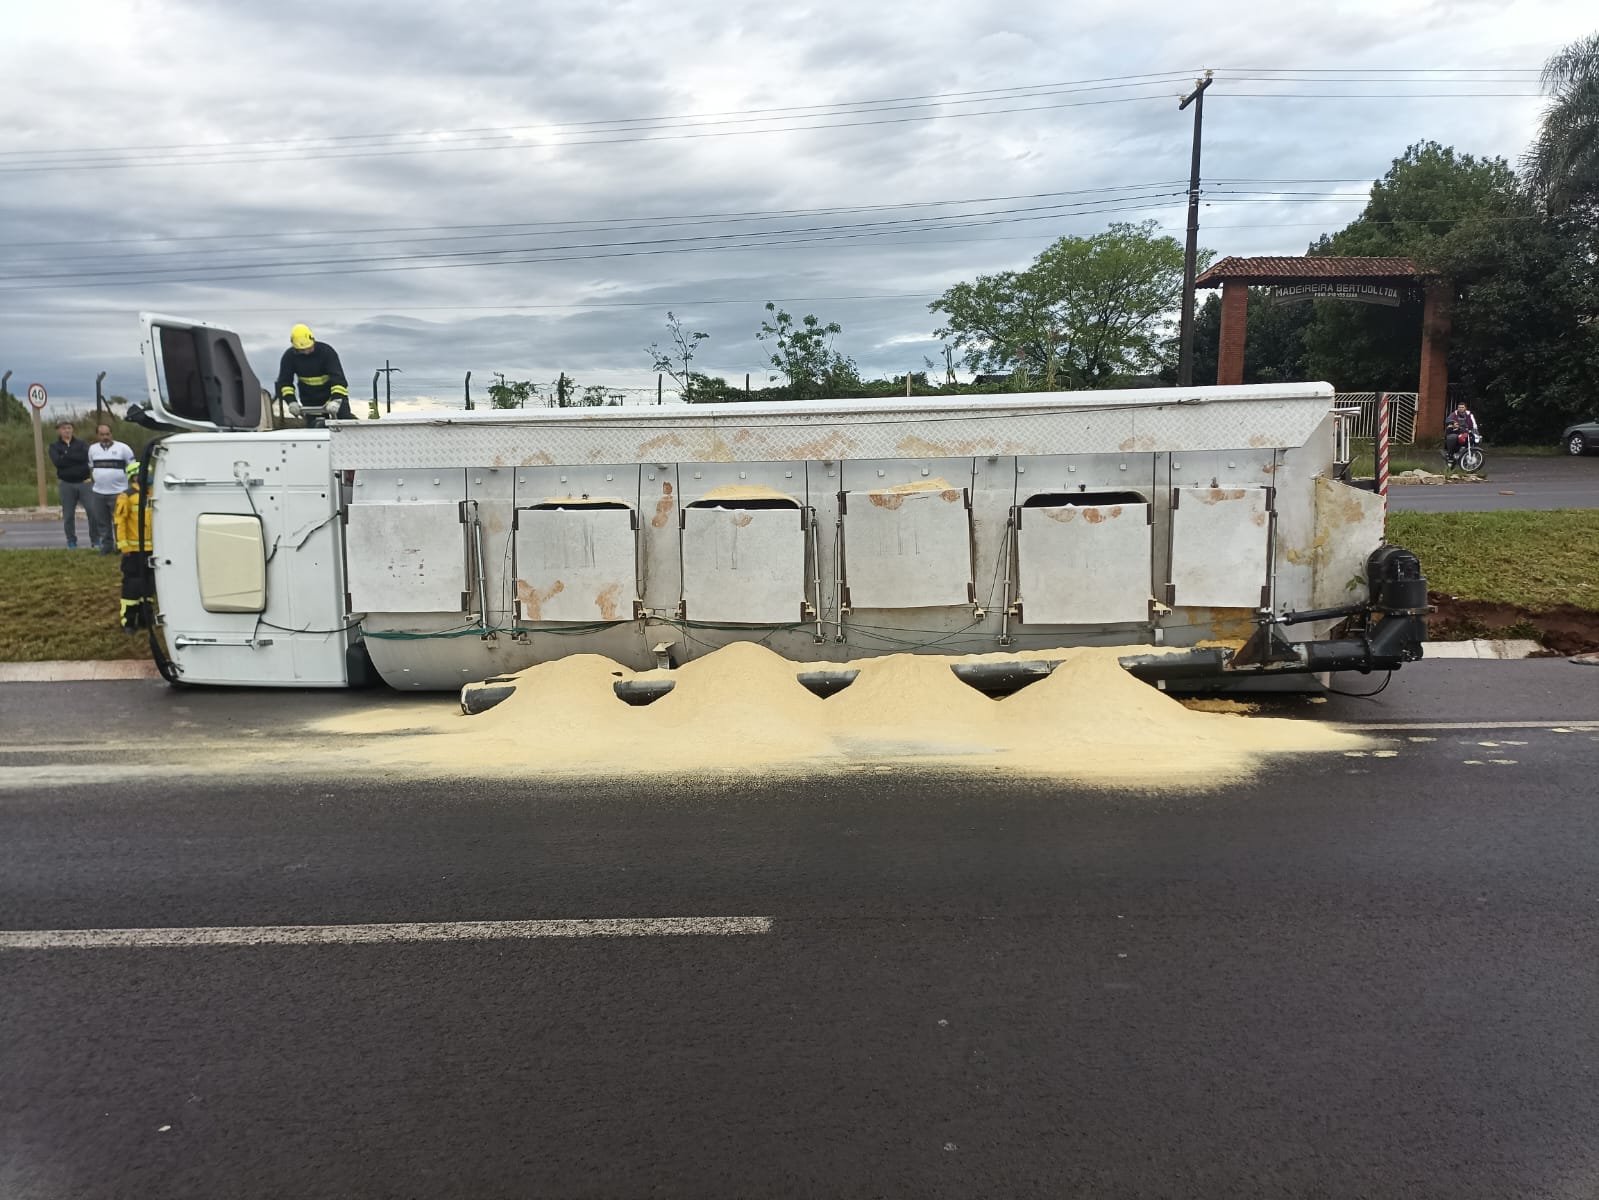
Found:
<box><xmin>47</xmin><ymin>419</ymin><xmax>94</xmax><ymax>549</ymax></box>
<box><xmin>275</xmin><ymin>323</ymin><xmax>351</xmax><ymax>423</ymax></box>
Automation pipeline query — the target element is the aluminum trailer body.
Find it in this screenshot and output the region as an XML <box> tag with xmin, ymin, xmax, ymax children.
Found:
<box><xmin>138</xmin><ymin>313</ymin><xmax>1422</xmax><ymax>691</ymax></box>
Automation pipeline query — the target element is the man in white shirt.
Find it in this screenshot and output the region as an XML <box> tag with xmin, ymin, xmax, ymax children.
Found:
<box><xmin>88</xmin><ymin>423</ymin><xmax>135</xmax><ymax>554</ymax></box>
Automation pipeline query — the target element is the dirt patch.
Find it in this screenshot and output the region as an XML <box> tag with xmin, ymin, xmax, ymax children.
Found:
<box><xmin>1428</xmin><ymin>592</ymin><xmax>1599</xmax><ymax>656</ymax></box>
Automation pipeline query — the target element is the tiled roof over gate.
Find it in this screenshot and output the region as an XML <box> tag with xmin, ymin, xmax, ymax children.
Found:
<box><xmin>1195</xmin><ymin>256</ymin><xmax>1419</xmax><ymax>286</ymax></box>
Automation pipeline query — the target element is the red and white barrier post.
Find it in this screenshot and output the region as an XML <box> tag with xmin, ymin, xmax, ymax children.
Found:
<box><xmin>1376</xmin><ymin>390</ymin><xmax>1391</xmax><ymax>527</ymax></box>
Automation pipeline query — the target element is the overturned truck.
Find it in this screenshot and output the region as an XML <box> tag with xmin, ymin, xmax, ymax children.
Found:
<box><xmin>137</xmin><ymin>313</ymin><xmax>1426</xmax><ymax>696</ymax></box>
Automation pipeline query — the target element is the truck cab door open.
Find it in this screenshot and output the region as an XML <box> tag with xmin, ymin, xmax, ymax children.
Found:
<box><xmin>139</xmin><ymin>312</ymin><xmax>265</xmax><ymax>432</ymax></box>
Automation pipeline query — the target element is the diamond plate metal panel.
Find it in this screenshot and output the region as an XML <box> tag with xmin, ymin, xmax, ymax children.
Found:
<box><xmin>328</xmin><ymin>387</ymin><xmax>1336</xmax><ymax>470</ymax></box>
<box><xmin>1169</xmin><ymin>486</ymin><xmax>1271</xmax><ymax>608</ymax></box>
<box><xmin>513</xmin><ymin>507</ymin><xmax>638</xmax><ymax>623</ymax></box>
<box><xmin>1019</xmin><ymin>503</ymin><xmax>1152</xmax><ymax>625</ymax></box>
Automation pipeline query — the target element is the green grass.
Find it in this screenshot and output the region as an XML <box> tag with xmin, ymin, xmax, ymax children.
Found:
<box><xmin>0</xmin><ymin>548</ymin><xmax>151</xmax><ymax>661</ymax></box>
<box><xmin>1387</xmin><ymin>509</ymin><xmax>1599</xmax><ymax>611</ymax></box>
<box><xmin>0</xmin><ymin>414</ymin><xmax>162</xmax><ymax>509</ymax></box>
<box><xmin>1347</xmin><ymin>437</ymin><xmax>1567</xmax><ymax>480</ymax></box>
<box><xmin>1348</xmin><ymin>438</ymin><xmax>1440</xmax><ymax>477</ymax></box>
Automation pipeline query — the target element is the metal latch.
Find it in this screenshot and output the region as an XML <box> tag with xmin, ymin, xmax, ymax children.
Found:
<box><xmin>161</xmin><ymin>476</ymin><xmax>264</xmax><ymax>488</ymax></box>
<box><xmin>172</xmin><ymin>635</ymin><xmax>275</xmax><ymax>649</ymax></box>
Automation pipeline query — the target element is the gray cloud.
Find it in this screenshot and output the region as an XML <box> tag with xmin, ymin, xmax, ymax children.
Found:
<box><xmin>2</xmin><ymin>0</ymin><xmax>1587</xmax><ymax>413</ymax></box>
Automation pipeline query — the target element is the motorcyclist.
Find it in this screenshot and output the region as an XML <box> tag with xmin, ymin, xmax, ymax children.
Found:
<box><xmin>1443</xmin><ymin>402</ymin><xmax>1479</xmax><ymax>463</ymax></box>
<box><xmin>275</xmin><ymin>323</ymin><xmax>352</xmax><ymax>425</ymax></box>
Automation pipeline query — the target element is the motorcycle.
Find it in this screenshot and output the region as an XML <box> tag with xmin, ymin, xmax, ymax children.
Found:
<box><xmin>1443</xmin><ymin>426</ymin><xmax>1484</xmax><ymax>473</ymax></box>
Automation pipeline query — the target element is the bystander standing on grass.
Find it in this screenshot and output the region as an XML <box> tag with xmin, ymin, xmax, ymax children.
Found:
<box><xmin>86</xmin><ymin>423</ymin><xmax>134</xmax><ymax>554</ymax></box>
<box><xmin>46</xmin><ymin>419</ymin><xmax>94</xmax><ymax>549</ymax></box>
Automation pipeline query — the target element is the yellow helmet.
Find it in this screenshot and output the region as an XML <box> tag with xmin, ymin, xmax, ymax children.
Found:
<box><xmin>290</xmin><ymin>323</ymin><xmax>315</xmax><ymax>350</ymax></box>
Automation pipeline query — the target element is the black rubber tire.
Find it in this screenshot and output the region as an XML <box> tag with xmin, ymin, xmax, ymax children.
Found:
<box><xmin>1568</xmin><ymin>434</ymin><xmax>1589</xmax><ymax>457</ymax></box>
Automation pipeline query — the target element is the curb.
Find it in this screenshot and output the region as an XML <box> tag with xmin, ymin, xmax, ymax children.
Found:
<box><xmin>1424</xmin><ymin>639</ymin><xmax>1543</xmax><ymax>661</ymax></box>
<box><xmin>0</xmin><ymin>508</ymin><xmax>60</xmax><ymax>522</ymax></box>
<box><xmin>0</xmin><ymin>660</ymin><xmax>161</xmax><ymax>683</ymax></box>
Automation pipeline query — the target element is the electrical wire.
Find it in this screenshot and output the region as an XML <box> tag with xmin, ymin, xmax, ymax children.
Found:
<box><xmin>0</xmin><ymin>71</ymin><xmax>1207</xmax><ymax>160</ymax></box>
<box><xmin>1326</xmin><ymin>671</ymin><xmax>1394</xmax><ymax>698</ymax></box>
<box><xmin>0</xmin><ymin>180</ymin><xmax>1191</xmax><ymax>260</ymax></box>
<box><xmin>0</xmin><ymin>190</ymin><xmax>1190</xmax><ymax>281</ymax></box>
<box><xmin>0</xmin><ymin>194</ymin><xmax>1193</xmax><ymax>292</ymax></box>
<box><xmin>0</xmin><ymin>79</ymin><xmax>1545</xmax><ymax>175</ymax></box>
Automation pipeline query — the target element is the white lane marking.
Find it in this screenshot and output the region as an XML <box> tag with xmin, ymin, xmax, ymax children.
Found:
<box><xmin>0</xmin><ymin>916</ymin><xmax>772</xmax><ymax>951</ymax></box>
<box><xmin>1336</xmin><ymin>721</ymin><xmax>1599</xmax><ymax>732</ymax></box>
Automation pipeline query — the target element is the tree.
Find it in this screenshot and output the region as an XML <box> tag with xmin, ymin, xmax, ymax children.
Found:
<box><xmin>757</xmin><ymin>303</ymin><xmax>857</xmax><ymax>400</ymax></box>
<box><xmin>580</xmin><ymin>384</ymin><xmax>625</xmax><ymax>407</ymax></box>
<box><xmin>1287</xmin><ymin>137</ymin><xmax>1597</xmax><ymax>439</ymax></box>
<box><xmin>930</xmin><ymin>220</ymin><xmax>1198</xmax><ymax>389</ymax></box>
<box><xmin>1431</xmin><ymin>200</ymin><xmax>1599</xmax><ymax>440</ymax></box>
<box><xmin>1188</xmin><ymin>289</ymin><xmax>1310</xmax><ymax>387</ymax></box>
<box><xmin>1312</xmin><ymin>141</ymin><xmax>1517</xmax><ymax>261</ymax></box>
<box><xmin>1299</xmin><ymin>142</ymin><xmax>1520</xmax><ymax>391</ymax></box>
<box><xmin>647</xmin><ymin>312</ymin><xmax>711</xmax><ymax>402</ymax></box>
<box><xmin>486</xmin><ymin>378</ymin><xmax>537</xmax><ymax>409</ymax></box>
<box><xmin>551</xmin><ymin>372</ymin><xmax>575</xmax><ymax>408</ymax></box>
<box><xmin>1524</xmin><ymin>33</ymin><xmax>1599</xmax><ymax>211</ymax></box>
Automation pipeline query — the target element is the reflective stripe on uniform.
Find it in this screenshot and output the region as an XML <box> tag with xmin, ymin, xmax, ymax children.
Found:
<box><xmin>300</xmin><ymin>374</ymin><xmax>330</xmax><ymax>386</ymax></box>
<box><xmin>329</xmin><ymin>385</ymin><xmax>349</xmax><ymax>396</ymax></box>
<box><xmin>280</xmin><ymin>386</ymin><xmax>297</xmax><ymax>396</ymax></box>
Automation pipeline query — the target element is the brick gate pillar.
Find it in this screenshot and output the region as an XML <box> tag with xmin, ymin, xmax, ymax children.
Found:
<box><xmin>1417</xmin><ymin>283</ymin><xmax>1452</xmax><ymax>441</ymax></box>
<box><xmin>1216</xmin><ymin>281</ymin><xmax>1249</xmax><ymax>385</ymax></box>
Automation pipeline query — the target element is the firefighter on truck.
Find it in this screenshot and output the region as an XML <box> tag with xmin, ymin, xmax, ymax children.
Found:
<box><xmin>276</xmin><ymin>323</ymin><xmax>351</xmax><ymax>424</ymax></box>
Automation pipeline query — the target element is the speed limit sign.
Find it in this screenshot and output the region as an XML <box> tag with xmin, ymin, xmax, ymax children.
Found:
<box><xmin>26</xmin><ymin>382</ymin><xmax>47</xmax><ymax>410</ymax></box>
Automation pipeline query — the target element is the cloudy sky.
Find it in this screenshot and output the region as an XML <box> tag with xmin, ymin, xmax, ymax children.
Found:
<box><xmin>1</xmin><ymin>0</ymin><xmax>1590</xmax><ymax>414</ymax></box>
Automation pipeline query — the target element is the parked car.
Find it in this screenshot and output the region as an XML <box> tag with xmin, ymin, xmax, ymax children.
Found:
<box><xmin>1562</xmin><ymin>418</ymin><xmax>1599</xmax><ymax>456</ymax></box>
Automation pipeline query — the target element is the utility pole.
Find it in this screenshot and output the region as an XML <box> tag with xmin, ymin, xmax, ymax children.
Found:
<box><xmin>1176</xmin><ymin>70</ymin><xmax>1213</xmax><ymax>388</ymax></box>
<box><xmin>95</xmin><ymin>371</ymin><xmax>106</xmax><ymax>424</ymax></box>
<box><xmin>376</xmin><ymin>360</ymin><xmax>401</xmax><ymax>414</ymax></box>
<box><xmin>464</xmin><ymin>371</ymin><xmax>473</xmax><ymax>411</ymax></box>
<box><xmin>656</xmin><ymin>373</ymin><xmax>662</xmax><ymax>406</ymax></box>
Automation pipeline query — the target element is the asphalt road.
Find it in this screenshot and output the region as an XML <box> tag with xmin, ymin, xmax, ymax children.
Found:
<box><xmin>3</xmin><ymin>661</ymin><xmax>1598</xmax><ymax>1198</ymax></box>
<box><xmin>1384</xmin><ymin>452</ymin><xmax>1599</xmax><ymax>512</ymax></box>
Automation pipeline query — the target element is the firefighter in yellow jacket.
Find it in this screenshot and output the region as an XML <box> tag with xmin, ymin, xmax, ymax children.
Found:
<box><xmin>114</xmin><ymin>460</ymin><xmax>155</xmax><ymax>632</ymax></box>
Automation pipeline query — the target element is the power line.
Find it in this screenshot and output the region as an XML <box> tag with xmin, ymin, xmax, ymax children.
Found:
<box><xmin>0</xmin><ymin>71</ymin><xmax>1205</xmax><ymax>159</ymax></box>
<box><xmin>0</xmin><ymin>181</ymin><xmax>1192</xmax><ymax>262</ymax></box>
<box><xmin>0</xmin><ymin>92</ymin><xmax>1197</xmax><ymax>174</ymax></box>
<box><xmin>0</xmin><ymin>192</ymin><xmax>1193</xmax><ymax>290</ymax></box>
<box><xmin>0</xmin><ymin>82</ymin><xmax>1546</xmax><ymax>175</ymax></box>
<box><xmin>0</xmin><ymin>66</ymin><xmax>1543</xmax><ymax>163</ymax></box>
<box><xmin>0</xmin><ymin>187</ymin><xmax>1376</xmax><ymax>280</ymax></box>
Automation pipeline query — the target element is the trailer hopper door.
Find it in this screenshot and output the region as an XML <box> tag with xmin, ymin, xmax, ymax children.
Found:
<box><xmin>1017</xmin><ymin>499</ymin><xmax>1152</xmax><ymax>625</ymax></box>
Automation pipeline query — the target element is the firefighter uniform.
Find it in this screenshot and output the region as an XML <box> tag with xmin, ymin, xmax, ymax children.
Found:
<box><xmin>276</xmin><ymin>326</ymin><xmax>351</xmax><ymax>420</ymax></box>
<box><xmin>114</xmin><ymin>463</ymin><xmax>155</xmax><ymax>631</ymax></box>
